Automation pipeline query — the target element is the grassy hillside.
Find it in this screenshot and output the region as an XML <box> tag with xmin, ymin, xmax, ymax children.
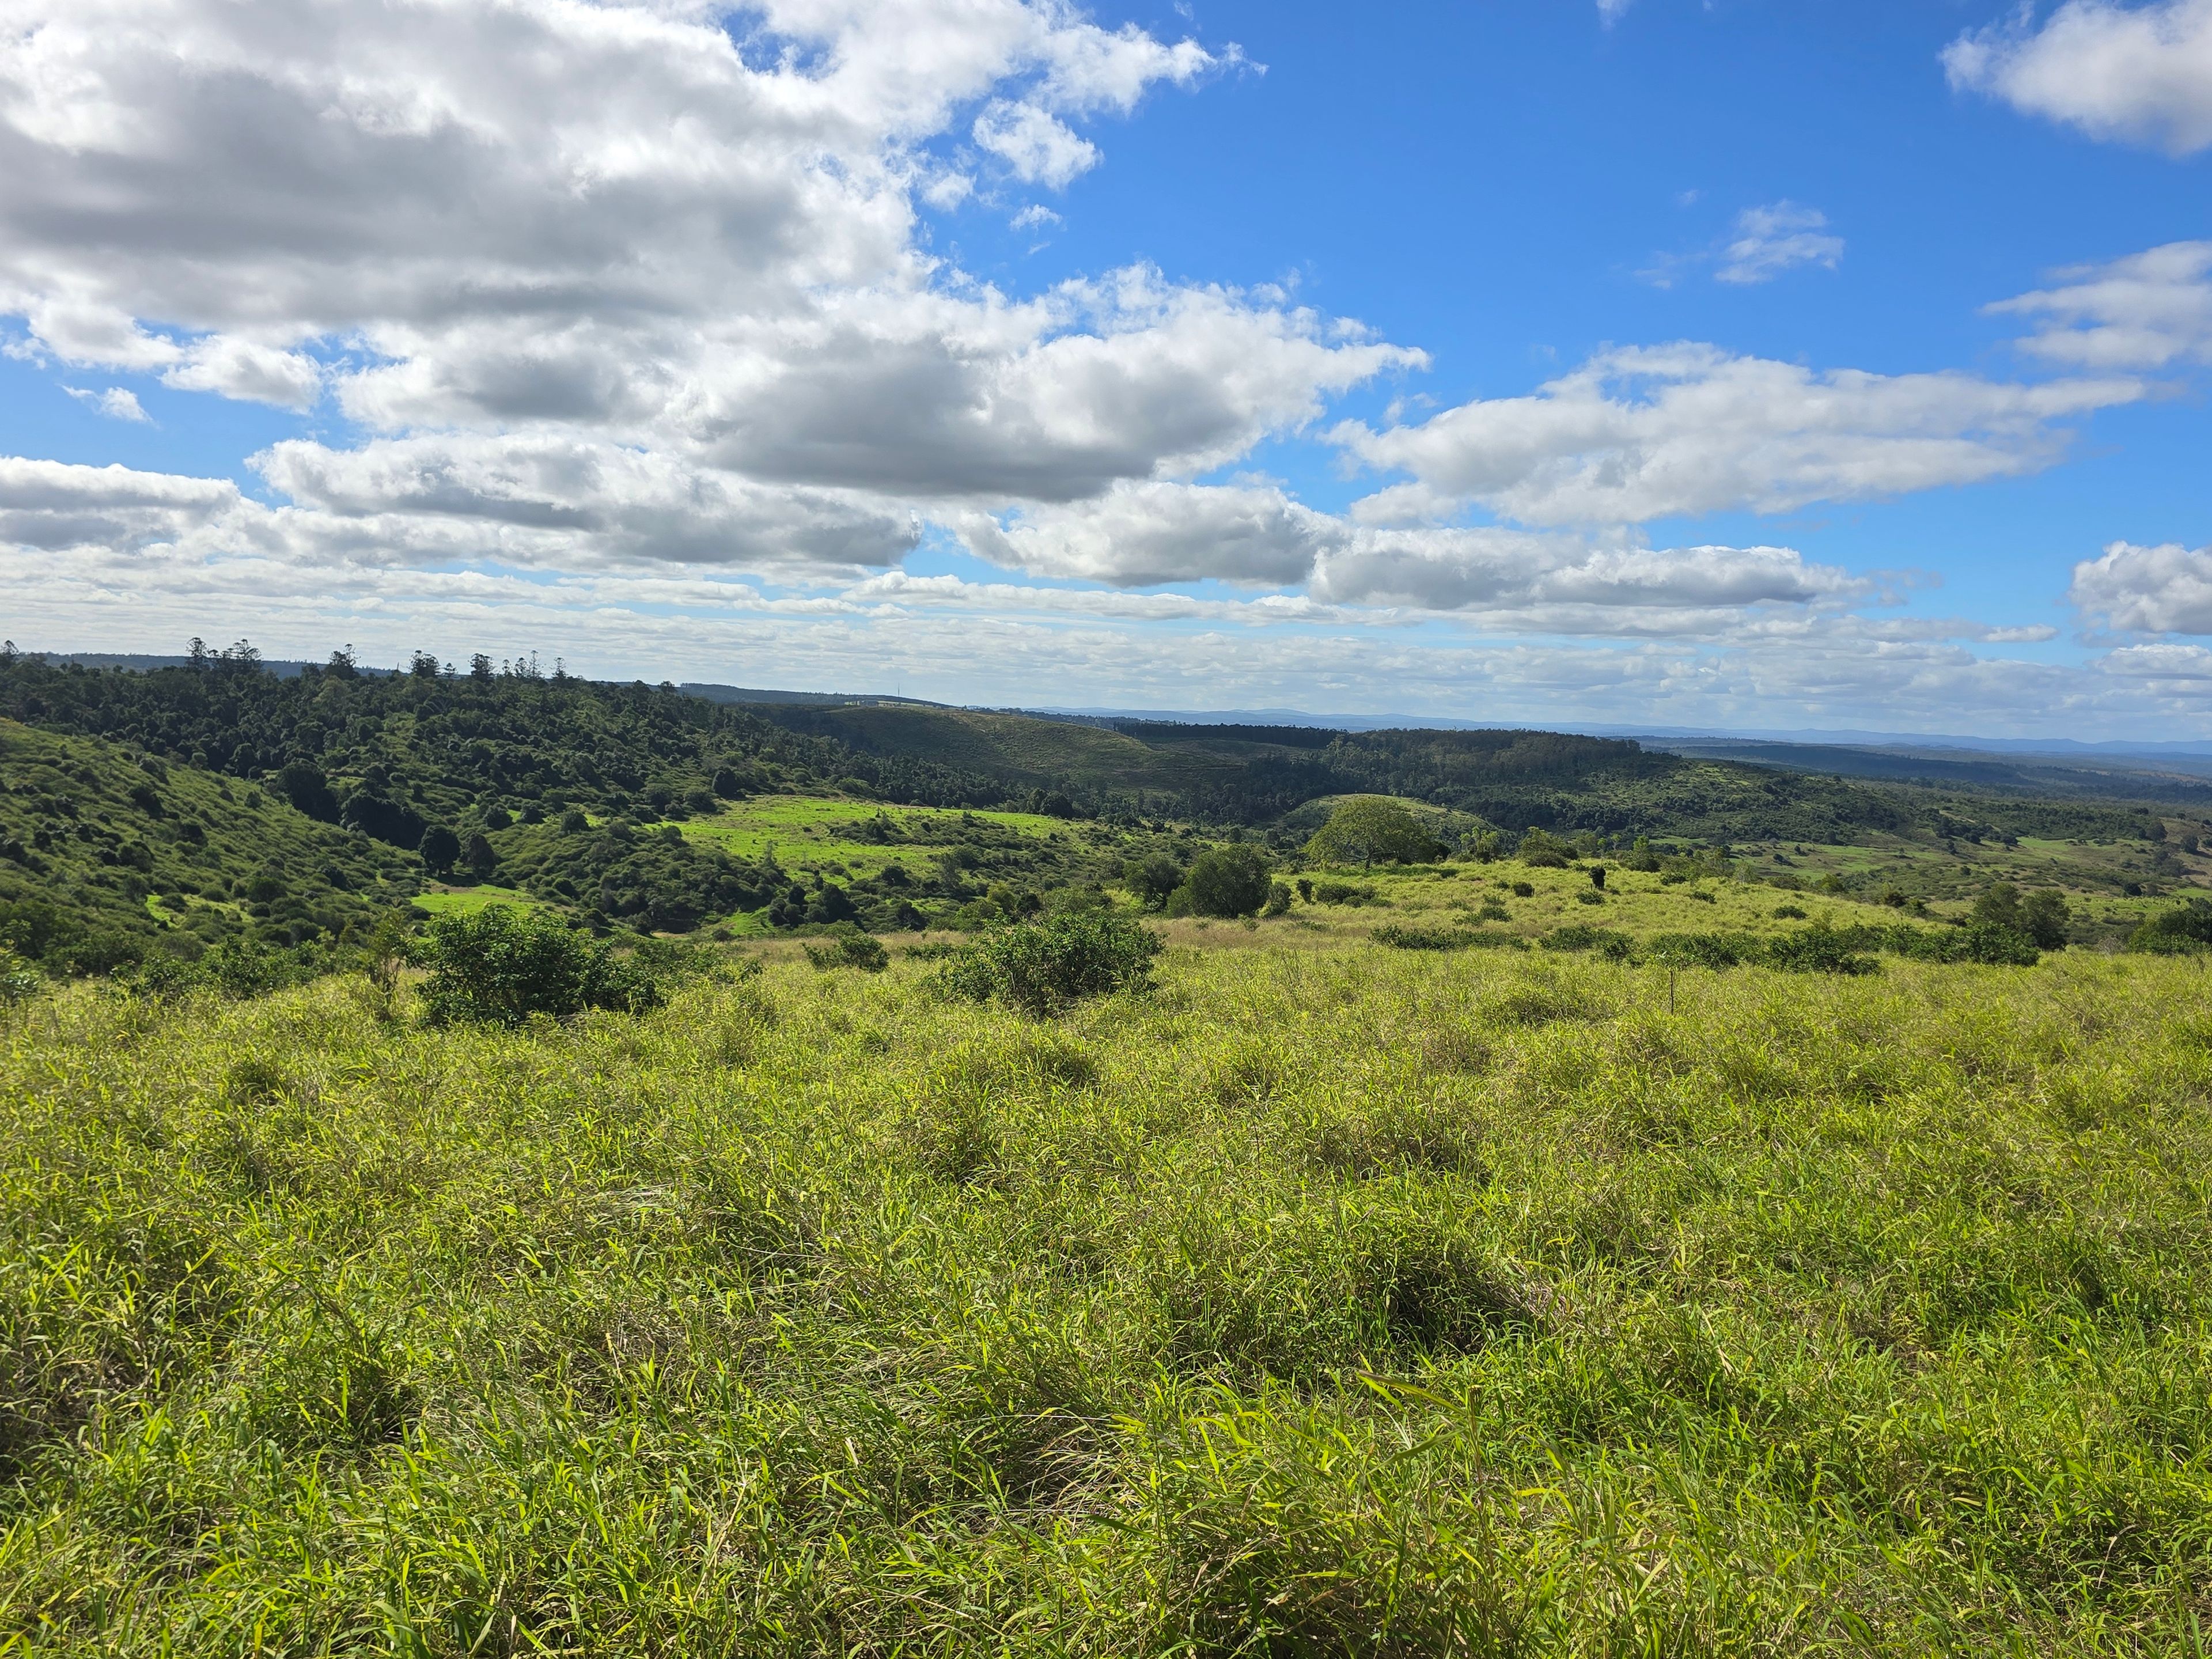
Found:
<box><xmin>5</xmin><ymin>946</ymin><xmax>2211</xmax><ymax>1652</ymax></box>
<box><xmin>0</xmin><ymin>721</ymin><xmax>418</xmax><ymax>972</ymax></box>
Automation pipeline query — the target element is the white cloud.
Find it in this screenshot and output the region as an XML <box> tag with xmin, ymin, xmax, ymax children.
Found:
<box><xmin>1991</xmin><ymin>241</ymin><xmax>2212</xmax><ymax>369</ymax></box>
<box><xmin>1715</xmin><ymin>202</ymin><xmax>1844</xmax><ymax>285</ymax></box>
<box><xmin>63</xmin><ymin>385</ymin><xmax>149</xmax><ymax>422</ymax></box>
<box><xmin>1944</xmin><ymin>0</ymin><xmax>2212</xmax><ymax>155</ymax></box>
<box><xmin>974</xmin><ymin>101</ymin><xmax>1100</xmax><ymax>187</ymax></box>
<box><xmin>1309</xmin><ymin>534</ymin><xmax>1865</xmax><ymax>619</ymax></box>
<box><xmin>0</xmin><ymin>0</ymin><xmax>1366</xmax><ymax>563</ymax></box>
<box><xmin>2070</xmin><ymin>538</ymin><xmax>2212</xmax><ymax>632</ymax></box>
<box><xmin>255</xmin><ymin>434</ymin><xmax>919</xmax><ymax>573</ymax></box>
<box><xmin>953</xmin><ymin>476</ymin><xmax>1871</xmax><ymax>632</ymax></box>
<box><xmin>1599</xmin><ymin>0</ymin><xmax>1634</xmax><ymax>22</ymax></box>
<box><xmin>6</xmin><ymin>517</ymin><xmax>2203</xmax><ymax>733</ymax></box>
<box><xmin>958</xmin><ymin>480</ymin><xmax>1338</xmax><ymax>586</ymax></box>
<box><xmin>0</xmin><ymin>455</ymin><xmax>232</xmax><ymax>548</ymax></box>
<box><xmin>1333</xmin><ymin>343</ymin><xmax>2142</xmax><ymax>527</ymax></box>
<box><xmin>162</xmin><ymin>336</ymin><xmax>323</xmax><ymax>409</ymax></box>
<box><xmin>1010</xmin><ymin>204</ymin><xmax>1063</xmax><ymax>230</ymax></box>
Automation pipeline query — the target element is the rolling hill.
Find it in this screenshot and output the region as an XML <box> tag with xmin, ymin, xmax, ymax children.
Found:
<box><xmin>0</xmin><ymin>720</ymin><xmax>420</xmax><ymax>972</ymax></box>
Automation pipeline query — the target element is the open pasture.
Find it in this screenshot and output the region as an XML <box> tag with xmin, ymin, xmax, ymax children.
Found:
<box><xmin>672</xmin><ymin>796</ymin><xmax>1075</xmax><ymax>880</ymax></box>
<box><xmin>4</xmin><ymin>944</ymin><xmax>2212</xmax><ymax>1654</ymax></box>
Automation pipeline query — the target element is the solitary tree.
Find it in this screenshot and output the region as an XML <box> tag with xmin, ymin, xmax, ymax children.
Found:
<box><xmin>1305</xmin><ymin>797</ymin><xmax>1437</xmax><ymax>870</ymax></box>
<box><xmin>419</xmin><ymin>825</ymin><xmax>461</xmax><ymax>875</ymax></box>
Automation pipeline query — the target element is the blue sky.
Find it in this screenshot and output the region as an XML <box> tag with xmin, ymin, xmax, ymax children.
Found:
<box><xmin>2</xmin><ymin>0</ymin><xmax>2209</xmax><ymax>734</ymax></box>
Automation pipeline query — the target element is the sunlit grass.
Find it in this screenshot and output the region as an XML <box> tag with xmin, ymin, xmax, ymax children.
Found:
<box><xmin>410</xmin><ymin>883</ymin><xmax>548</xmax><ymax>919</ymax></box>
<box><xmin>671</xmin><ymin>794</ymin><xmax>1073</xmax><ymax>880</ymax></box>
<box><xmin>5</xmin><ymin>944</ymin><xmax>2212</xmax><ymax>1653</ymax></box>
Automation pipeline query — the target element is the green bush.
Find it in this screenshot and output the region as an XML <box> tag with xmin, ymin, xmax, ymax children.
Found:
<box><xmin>418</xmin><ymin>904</ymin><xmax>664</xmax><ymax>1026</ymax></box>
<box><xmin>804</xmin><ymin>926</ymin><xmax>889</xmax><ymax>973</ymax></box>
<box><xmin>1129</xmin><ymin>854</ymin><xmax>1184</xmax><ymax>909</ymax></box>
<box><xmin>1372</xmin><ymin>924</ymin><xmax>1468</xmax><ymax>950</ymax></box>
<box><xmin>1645</xmin><ymin>931</ymin><xmax>1758</xmax><ymax>969</ymax></box>
<box><xmin>2130</xmin><ymin>900</ymin><xmax>2212</xmax><ymax>955</ymax></box>
<box><xmin>1312</xmin><ymin>880</ymin><xmax>1377</xmax><ymax>906</ymax></box>
<box><xmin>1539</xmin><ymin>925</ymin><xmax>1633</xmax><ymax>960</ymax></box>
<box><xmin>1264</xmin><ymin>880</ymin><xmax>1294</xmax><ymax>917</ymax></box>
<box><xmin>1516</xmin><ymin>828</ymin><xmax>1573</xmax><ymax>868</ymax></box>
<box><xmin>1974</xmin><ymin>882</ymin><xmax>2070</xmax><ymax>950</ymax></box>
<box><xmin>938</xmin><ymin>910</ymin><xmax>1162</xmax><ymax>1015</ymax></box>
<box><xmin>1762</xmin><ymin>928</ymin><xmax>1880</xmax><ymax>975</ymax></box>
<box><xmin>1185</xmin><ymin>844</ymin><xmax>1272</xmax><ymax>918</ymax></box>
<box><xmin>0</xmin><ymin>945</ymin><xmax>39</xmax><ymax>1004</ymax></box>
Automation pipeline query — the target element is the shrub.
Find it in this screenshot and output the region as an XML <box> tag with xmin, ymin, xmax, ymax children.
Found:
<box><xmin>804</xmin><ymin>927</ymin><xmax>889</xmax><ymax>974</ymax></box>
<box><xmin>418</xmin><ymin>905</ymin><xmax>664</xmax><ymax>1027</ymax></box>
<box><xmin>2131</xmin><ymin>901</ymin><xmax>2212</xmax><ymax>955</ymax></box>
<box><xmin>1575</xmin><ymin>889</ymin><xmax>1605</xmax><ymax>906</ymax></box>
<box><xmin>1312</xmin><ymin>880</ymin><xmax>1377</xmax><ymax>906</ymax></box>
<box><xmin>1516</xmin><ymin>828</ymin><xmax>1572</xmax><ymax>868</ymax></box>
<box><xmin>1510</xmin><ymin>881</ymin><xmax>1535</xmax><ymax>898</ymax></box>
<box><xmin>1646</xmin><ymin>932</ymin><xmax>1756</xmax><ymax>969</ymax></box>
<box><xmin>938</xmin><ymin>910</ymin><xmax>1162</xmax><ymax>1016</ymax></box>
<box><xmin>1130</xmin><ymin>854</ymin><xmax>1184</xmax><ymax>909</ymax></box>
<box><xmin>134</xmin><ymin>937</ymin><xmax>319</xmax><ymax>999</ymax></box>
<box><xmin>1185</xmin><ymin>845</ymin><xmax>1272</xmax><ymax>918</ymax></box>
<box><xmin>1372</xmin><ymin>924</ymin><xmax>1468</xmax><ymax>950</ymax></box>
<box><xmin>1774</xmin><ymin>904</ymin><xmax>1807</xmax><ymax>919</ymax></box>
<box><xmin>1540</xmin><ymin>925</ymin><xmax>1633</xmax><ymax>960</ymax></box>
<box><xmin>1949</xmin><ymin>922</ymin><xmax>2041</xmax><ymax>967</ymax></box>
<box><xmin>0</xmin><ymin>945</ymin><xmax>39</xmax><ymax>1005</ymax></box>
<box><xmin>1761</xmin><ymin>928</ymin><xmax>1880</xmax><ymax>975</ymax></box>
<box><xmin>2021</xmin><ymin>889</ymin><xmax>2071</xmax><ymax>949</ymax></box>
<box><xmin>1264</xmin><ymin>880</ymin><xmax>1294</xmax><ymax>917</ymax></box>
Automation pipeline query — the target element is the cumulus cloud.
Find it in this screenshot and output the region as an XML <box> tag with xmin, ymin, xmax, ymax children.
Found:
<box><xmin>1333</xmin><ymin>343</ymin><xmax>2142</xmax><ymax>527</ymax></box>
<box><xmin>2070</xmin><ymin>538</ymin><xmax>2212</xmax><ymax>632</ymax></box>
<box><xmin>0</xmin><ymin>0</ymin><xmax>1355</xmax><ymax>566</ymax></box>
<box><xmin>1992</xmin><ymin>241</ymin><xmax>2212</xmax><ymax>369</ymax></box>
<box><xmin>1309</xmin><ymin>535</ymin><xmax>1865</xmax><ymax>619</ymax></box>
<box><xmin>63</xmin><ymin>386</ymin><xmax>149</xmax><ymax>422</ymax></box>
<box><xmin>1715</xmin><ymin>202</ymin><xmax>1844</xmax><ymax>285</ymax></box>
<box><xmin>953</xmin><ymin>476</ymin><xmax>1869</xmax><ymax>632</ymax></box>
<box><xmin>958</xmin><ymin>481</ymin><xmax>1340</xmax><ymax>586</ymax></box>
<box><xmin>256</xmin><ymin>435</ymin><xmax>920</xmax><ymax>572</ymax></box>
<box><xmin>0</xmin><ymin>456</ymin><xmax>233</xmax><ymax>550</ymax></box>
<box><xmin>1944</xmin><ymin>0</ymin><xmax>2212</xmax><ymax>155</ymax></box>
<box><xmin>974</xmin><ymin>101</ymin><xmax>1100</xmax><ymax>187</ymax></box>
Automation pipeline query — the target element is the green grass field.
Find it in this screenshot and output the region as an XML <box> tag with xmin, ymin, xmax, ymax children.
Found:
<box><xmin>5</xmin><ymin>941</ymin><xmax>2212</xmax><ymax>1654</ymax></box>
<box><xmin>669</xmin><ymin>796</ymin><xmax>1073</xmax><ymax>877</ymax></box>
<box><xmin>410</xmin><ymin>884</ymin><xmax>549</xmax><ymax>921</ymax></box>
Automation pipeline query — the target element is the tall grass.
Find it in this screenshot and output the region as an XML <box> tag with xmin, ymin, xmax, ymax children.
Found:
<box><xmin>3</xmin><ymin>947</ymin><xmax>2211</xmax><ymax>1653</ymax></box>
